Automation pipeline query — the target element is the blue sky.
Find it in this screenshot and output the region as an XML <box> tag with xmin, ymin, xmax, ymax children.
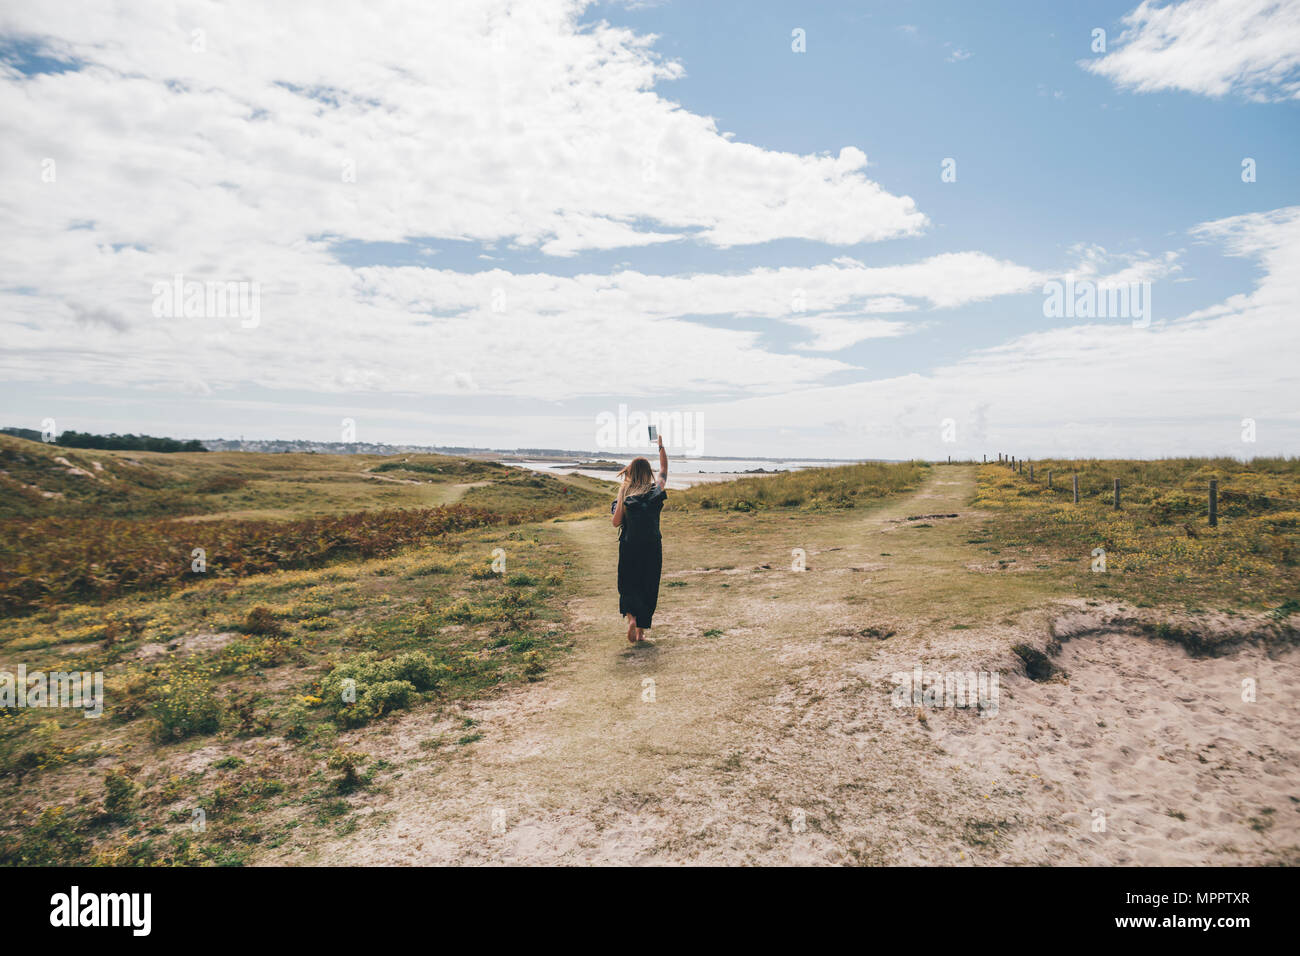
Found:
<box><xmin>585</xmin><ymin>0</ymin><xmax>1292</xmax><ymax>371</ymax></box>
<box><xmin>1</xmin><ymin>0</ymin><xmax>1297</xmax><ymax>458</ymax></box>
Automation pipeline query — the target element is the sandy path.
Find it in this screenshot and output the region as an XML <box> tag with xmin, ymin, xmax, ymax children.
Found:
<box><xmin>257</xmin><ymin>467</ymin><xmax>1298</xmax><ymax>865</ymax></box>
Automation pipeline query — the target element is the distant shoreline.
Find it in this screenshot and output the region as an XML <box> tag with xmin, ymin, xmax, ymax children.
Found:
<box><xmin>502</xmin><ymin>456</ymin><xmax>859</xmax><ymax>490</ymax></box>
<box><xmin>192</xmin><ymin>436</ymin><xmax>886</xmax><ymax>463</ymax></box>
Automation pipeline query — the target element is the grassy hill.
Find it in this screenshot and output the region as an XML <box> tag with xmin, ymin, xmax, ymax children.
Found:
<box><xmin>0</xmin><ymin>435</ymin><xmax>608</xmax><ymax>616</ymax></box>
<box><xmin>0</xmin><ymin>439</ymin><xmax>619</xmax><ymax>864</ymax></box>
<box><xmin>0</xmin><ymin>434</ymin><xmax>612</xmax><ymax>521</ymax></box>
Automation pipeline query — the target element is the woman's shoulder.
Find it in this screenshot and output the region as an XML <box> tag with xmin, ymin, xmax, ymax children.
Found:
<box><xmin>624</xmin><ymin>486</ymin><xmax>666</xmax><ymax>506</ymax></box>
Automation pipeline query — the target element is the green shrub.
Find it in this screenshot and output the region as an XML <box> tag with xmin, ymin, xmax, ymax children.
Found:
<box><xmin>390</xmin><ymin>651</ymin><xmax>439</xmax><ymax>688</ymax></box>
<box><xmin>326</xmin><ymin>749</ymin><xmax>369</xmax><ymax>792</ymax></box>
<box><xmin>150</xmin><ymin>672</ymin><xmax>222</xmax><ymax>741</ymax></box>
<box><xmin>521</xmin><ymin>649</ymin><xmax>544</xmax><ymax>681</ymax></box>
<box><xmin>362</xmin><ymin>680</ymin><xmax>415</xmax><ymax>715</ymax></box>
<box><xmin>320</xmin><ymin>651</ymin><xmax>445</xmax><ymax>727</ymax></box>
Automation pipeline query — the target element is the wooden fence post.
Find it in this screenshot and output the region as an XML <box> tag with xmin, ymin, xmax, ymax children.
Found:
<box><xmin>1209</xmin><ymin>479</ymin><xmax>1218</xmax><ymax>527</ymax></box>
<box><xmin>1073</xmin><ymin>474</ymin><xmax>1079</xmax><ymax>504</ymax></box>
<box><xmin>1113</xmin><ymin>478</ymin><xmax>1120</xmax><ymax>509</ymax></box>
<box><xmin>1029</xmin><ymin>464</ymin><xmax>1034</xmax><ymax>480</ymax></box>
<box><xmin>1048</xmin><ymin>470</ymin><xmax>1053</xmax><ymax>489</ymax></box>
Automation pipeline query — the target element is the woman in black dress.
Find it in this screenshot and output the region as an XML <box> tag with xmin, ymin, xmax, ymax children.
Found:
<box><xmin>610</xmin><ymin>435</ymin><xmax>668</xmax><ymax>643</ymax></box>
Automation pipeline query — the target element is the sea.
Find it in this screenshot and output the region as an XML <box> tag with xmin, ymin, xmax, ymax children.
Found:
<box><xmin>502</xmin><ymin>457</ymin><xmax>859</xmax><ymax>489</ymax></box>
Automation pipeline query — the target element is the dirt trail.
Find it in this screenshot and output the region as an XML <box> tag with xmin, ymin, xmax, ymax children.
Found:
<box><xmin>259</xmin><ymin>467</ymin><xmax>1298</xmax><ymax>865</ymax></box>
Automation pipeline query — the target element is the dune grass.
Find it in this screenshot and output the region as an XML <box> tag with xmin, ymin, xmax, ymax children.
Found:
<box><xmin>0</xmin><ymin>438</ymin><xmax>605</xmax><ymax>617</ymax></box>
<box><xmin>0</xmin><ymin>444</ymin><xmax>610</xmax><ymax>863</ymax></box>
<box><xmin>0</xmin><ymin>435</ymin><xmax>518</xmax><ymax>520</ymax></box>
<box><xmin>0</xmin><ymin>520</ymin><xmax>579</xmax><ymax>865</ymax></box>
<box><xmin>671</xmin><ymin>461</ymin><xmax>929</xmax><ymax>512</ymax></box>
<box><xmin>974</xmin><ymin>457</ymin><xmax>1300</xmax><ymax>608</ymax></box>
<box><xmin>5</xmin><ymin>451</ymin><xmax>1295</xmax><ymax>865</ymax></box>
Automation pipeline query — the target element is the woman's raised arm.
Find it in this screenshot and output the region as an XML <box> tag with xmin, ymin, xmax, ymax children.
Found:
<box><xmin>657</xmin><ymin>435</ymin><xmax>668</xmax><ymax>490</ymax></box>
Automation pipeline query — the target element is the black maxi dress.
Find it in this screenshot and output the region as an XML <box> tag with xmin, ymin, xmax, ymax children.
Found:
<box><xmin>612</xmin><ymin>486</ymin><xmax>667</xmax><ymax>629</ymax></box>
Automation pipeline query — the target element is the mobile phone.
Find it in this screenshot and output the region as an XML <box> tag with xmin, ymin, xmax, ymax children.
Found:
<box><xmin>648</xmin><ymin>425</ymin><xmax>658</xmax><ymax>442</ymax></box>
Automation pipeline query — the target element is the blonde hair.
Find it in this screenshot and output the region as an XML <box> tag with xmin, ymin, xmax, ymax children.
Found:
<box><xmin>618</xmin><ymin>457</ymin><xmax>655</xmax><ymax>496</ymax></box>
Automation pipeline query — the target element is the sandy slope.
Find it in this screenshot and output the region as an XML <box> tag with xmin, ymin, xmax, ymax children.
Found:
<box><xmin>256</xmin><ymin>467</ymin><xmax>1298</xmax><ymax>865</ymax></box>
<box><xmin>937</xmin><ymin>631</ymin><xmax>1298</xmax><ymax>864</ymax></box>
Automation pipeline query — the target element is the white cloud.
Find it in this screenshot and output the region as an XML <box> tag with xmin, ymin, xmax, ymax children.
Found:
<box><xmin>690</xmin><ymin>207</ymin><xmax>1300</xmax><ymax>458</ymax></box>
<box><xmin>0</xmin><ymin>0</ymin><xmax>926</xmax><ymax>259</ymax></box>
<box><xmin>1083</xmin><ymin>0</ymin><xmax>1300</xmax><ymax>101</ymax></box>
<box><xmin>0</xmin><ymin>247</ymin><xmax>1056</xmax><ymax>399</ymax></box>
<box><xmin>1064</xmin><ymin>244</ymin><xmax>1183</xmax><ymax>287</ymax></box>
<box><xmin>0</xmin><ymin>0</ymin><xmax>960</xmax><ymax>403</ymax></box>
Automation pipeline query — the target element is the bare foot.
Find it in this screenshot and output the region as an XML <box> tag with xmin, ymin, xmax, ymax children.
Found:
<box><xmin>636</xmin><ymin>628</ymin><xmax>646</xmax><ymax>642</ymax></box>
<box><xmin>626</xmin><ymin>615</ymin><xmax>638</xmax><ymax>643</ymax></box>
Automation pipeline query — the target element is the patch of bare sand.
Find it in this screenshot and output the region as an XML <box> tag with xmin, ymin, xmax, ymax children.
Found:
<box><xmin>134</xmin><ymin>631</ymin><xmax>237</xmax><ymax>661</ymax></box>
<box><xmin>935</xmin><ymin>633</ymin><xmax>1300</xmax><ymax>864</ymax></box>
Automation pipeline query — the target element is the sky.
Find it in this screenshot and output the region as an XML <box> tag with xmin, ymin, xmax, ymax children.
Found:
<box><xmin>0</xmin><ymin>0</ymin><xmax>1297</xmax><ymax>459</ymax></box>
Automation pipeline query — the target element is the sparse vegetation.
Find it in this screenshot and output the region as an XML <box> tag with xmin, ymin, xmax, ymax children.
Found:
<box><xmin>4</xmin><ymin>451</ymin><xmax>1292</xmax><ymax>867</ymax></box>
<box><xmin>672</xmin><ymin>461</ymin><xmax>927</xmax><ymax>512</ymax></box>
<box><xmin>975</xmin><ymin>458</ymin><xmax>1300</xmax><ymax>606</ymax></box>
<box><xmin>0</xmin><ymin>444</ymin><xmax>587</xmax><ymax>865</ymax></box>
